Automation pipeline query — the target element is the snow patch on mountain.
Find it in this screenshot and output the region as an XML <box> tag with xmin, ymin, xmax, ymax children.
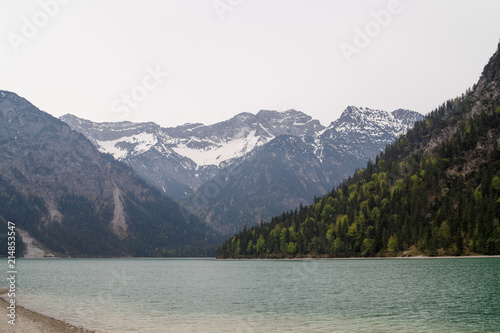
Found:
<box><xmin>171</xmin><ymin>129</ymin><xmax>264</xmax><ymax>166</ymax></box>
<box><xmin>96</xmin><ymin>132</ymin><xmax>157</xmax><ymax>160</ymax></box>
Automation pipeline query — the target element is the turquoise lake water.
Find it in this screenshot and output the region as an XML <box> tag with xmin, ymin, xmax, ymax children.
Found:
<box><xmin>1</xmin><ymin>258</ymin><xmax>499</xmax><ymax>332</ymax></box>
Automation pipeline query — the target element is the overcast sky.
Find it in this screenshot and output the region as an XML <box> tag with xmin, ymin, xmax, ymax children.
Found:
<box><xmin>1</xmin><ymin>0</ymin><xmax>500</xmax><ymax>127</ymax></box>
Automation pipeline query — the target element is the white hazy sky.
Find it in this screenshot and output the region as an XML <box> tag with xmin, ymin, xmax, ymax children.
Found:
<box><xmin>1</xmin><ymin>0</ymin><xmax>500</xmax><ymax>127</ymax></box>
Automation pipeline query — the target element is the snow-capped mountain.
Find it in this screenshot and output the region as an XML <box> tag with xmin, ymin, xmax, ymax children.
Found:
<box><xmin>60</xmin><ymin>110</ymin><xmax>325</xmax><ymax>199</ymax></box>
<box><xmin>313</xmin><ymin>106</ymin><xmax>424</xmax><ymax>181</ymax></box>
<box><xmin>164</xmin><ymin>109</ymin><xmax>324</xmax><ymax>166</ymax></box>
<box><xmin>59</xmin><ymin>115</ymin><xmax>199</xmax><ymax>199</ymax></box>
<box><xmin>61</xmin><ymin>107</ymin><xmax>423</xmax><ymax>233</ymax></box>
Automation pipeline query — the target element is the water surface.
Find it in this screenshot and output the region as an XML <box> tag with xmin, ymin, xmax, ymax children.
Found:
<box><xmin>2</xmin><ymin>258</ymin><xmax>499</xmax><ymax>332</ymax></box>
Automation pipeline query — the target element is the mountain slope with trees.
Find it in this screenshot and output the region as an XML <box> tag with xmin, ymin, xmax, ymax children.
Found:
<box><xmin>217</xmin><ymin>43</ymin><xmax>500</xmax><ymax>258</ymax></box>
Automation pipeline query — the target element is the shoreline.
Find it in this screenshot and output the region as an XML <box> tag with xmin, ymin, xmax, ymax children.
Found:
<box><xmin>0</xmin><ymin>288</ymin><xmax>94</xmax><ymax>333</ymax></box>
<box><xmin>1</xmin><ymin>254</ymin><xmax>499</xmax><ymax>260</ymax></box>
<box><xmin>216</xmin><ymin>254</ymin><xmax>500</xmax><ymax>260</ymax></box>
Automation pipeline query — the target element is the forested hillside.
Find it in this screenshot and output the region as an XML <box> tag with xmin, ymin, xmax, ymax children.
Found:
<box><xmin>217</xmin><ymin>43</ymin><xmax>500</xmax><ymax>258</ymax></box>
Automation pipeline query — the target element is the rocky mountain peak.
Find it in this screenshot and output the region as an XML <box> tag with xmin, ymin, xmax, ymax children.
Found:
<box><xmin>256</xmin><ymin>109</ymin><xmax>311</xmax><ymax>123</ymax></box>
<box><xmin>331</xmin><ymin>106</ymin><xmax>423</xmax><ymax>137</ymax></box>
<box><xmin>338</xmin><ymin>106</ymin><xmax>393</xmax><ymax>124</ymax></box>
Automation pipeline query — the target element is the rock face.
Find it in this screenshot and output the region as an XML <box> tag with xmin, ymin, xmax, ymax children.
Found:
<box><xmin>0</xmin><ymin>91</ymin><xmax>219</xmax><ymax>257</ymax></box>
<box><xmin>61</xmin><ymin>106</ymin><xmax>423</xmax><ymax>233</ymax></box>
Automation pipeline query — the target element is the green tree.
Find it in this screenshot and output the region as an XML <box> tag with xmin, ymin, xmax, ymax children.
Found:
<box><xmin>387</xmin><ymin>234</ymin><xmax>399</xmax><ymax>253</ymax></box>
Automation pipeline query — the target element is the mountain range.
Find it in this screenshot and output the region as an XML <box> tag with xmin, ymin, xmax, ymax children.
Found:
<box><xmin>61</xmin><ymin>107</ymin><xmax>423</xmax><ymax>233</ymax></box>
<box><xmin>2</xmin><ymin>40</ymin><xmax>498</xmax><ymax>259</ymax></box>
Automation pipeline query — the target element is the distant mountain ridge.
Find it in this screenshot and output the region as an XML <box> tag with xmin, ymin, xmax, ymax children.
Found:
<box><xmin>61</xmin><ymin>107</ymin><xmax>423</xmax><ymax>233</ymax></box>
<box><xmin>61</xmin><ymin>107</ymin><xmax>420</xmax><ymax>170</ymax></box>
<box><xmin>61</xmin><ymin>109</ymin><xmax>324</xmax><ymax>165</ymax></box>
<box><xmin>60</xmin><ymin>109</ymin><xmax>327</xmax><ymax>199</ymax></box>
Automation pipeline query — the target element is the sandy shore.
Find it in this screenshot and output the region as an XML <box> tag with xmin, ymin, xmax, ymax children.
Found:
<box><xmin>0</xmin><ymin>288</ymin><xmax>94</xmax><ymax>333</ymax></box>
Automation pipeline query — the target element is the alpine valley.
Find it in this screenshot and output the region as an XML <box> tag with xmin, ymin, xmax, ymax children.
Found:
<box><xmin>61</xmin><ymin>107</ymin><xmax>423</xmax><ymax>234</ymax></box>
